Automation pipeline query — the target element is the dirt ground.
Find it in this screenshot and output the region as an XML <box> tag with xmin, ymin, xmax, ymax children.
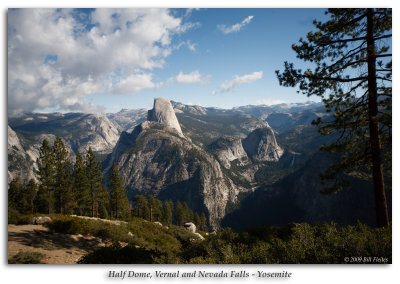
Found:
<box><xmin>8</xmin><ymin>224</ymin><xmax>107</xmax><ymax>264</ymax></box>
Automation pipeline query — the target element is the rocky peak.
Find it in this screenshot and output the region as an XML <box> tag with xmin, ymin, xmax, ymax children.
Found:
<box><xmin>242</xmin><ymin>127</ymin><xmax>283</xmax><ymax>162</ymax></box>
<box><xmin>147</xmin><ymin>97</ymin><xmax>184</xmax><ymax>137</ymax></box>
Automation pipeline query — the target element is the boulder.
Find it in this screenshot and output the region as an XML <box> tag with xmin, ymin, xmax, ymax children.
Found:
<box><xmin>30</xmin><ymin>216</ymin><xmax>52</xmax><ymax>225</ymax></box>
<box><xmin>183</xmin><ymin>222</ymin><xmax>196</xmax><ymax>234</ymax></box>
<box><xmin>193</xmin><ymin>232</ymin><xmax>205</xmax><ymax>240</ymax></box>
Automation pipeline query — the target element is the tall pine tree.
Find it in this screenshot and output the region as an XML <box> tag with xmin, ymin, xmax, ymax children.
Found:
<box><xmin>276</xmin><ymin>8</ymin><xmax>391</xmax><ymax>227</ymax></box>
<box><xmin>162</xmin><ymin>200</ymin><xmax>174</xmax><ymax>225</ymax></box>
<box><xmin>8</xmin><ymin>176</ymin><xmax>24</xmax><ymax>212</ymax></box>
<box><xmin>53</xmin><ymin>136</ymin><xmax>73</xmax><ymax>214</ymax></box>
<box><xmin>25</xmin><ymin>179</ymin><xmax>38</xmax><ymax>214</ymax></box>
<box><xmin>149</xmin><ymin>196</ymin><xmax>163</xmax><ymax>222</ymax></box>
<box><xmin>73</xmin><ymin>151</ymin><xmax>91</xmax><ymax>216</ymax></box>
<box><xmin>108</xmin><ymin>163</ymin><xmax>130</xmax><ymax>219</ymax></box>
<box><xmin>132</xmin><ymin>195</ymin><xmax>150</xmax><ymax>220</ymax></box>
<box><xmin>36</xmin><ymin>139</ymin><xmax>55</xmax><ymax>214</ymax></box>
<box><xmin>86</xmin><ymin>147</ymin><xmax>105</xmax><ymax>218</ymax></box>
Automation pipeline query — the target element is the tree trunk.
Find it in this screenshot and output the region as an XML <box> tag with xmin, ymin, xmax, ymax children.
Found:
<box><xmin>150</xmin><ymin>205</ymin><xmax>153</xmax><ymax>222</ymax></box>
<box><xmin>366</xmin><ymin>8</ymin><xmax>390</xmax><ymax>227</ymax></box>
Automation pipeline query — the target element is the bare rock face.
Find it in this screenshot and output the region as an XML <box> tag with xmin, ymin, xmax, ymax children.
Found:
<box><xmin>8</xmin><ymin>125</ymin><xmax>35</xmax><ymax>182</ymax></box>
<box><xmin>147</xmin><ymin>97</ymin><xmax>184</xmax><ymax>137</ymax></box>
<box><xmin>209</xmin><ymin>136</ymin><xmax>248</xmax><ymax>169</ymax></box>
<box><xmin>242</xmin><ymin>127</ymin><xmax>283</xmax><ymax>162</ymax></box>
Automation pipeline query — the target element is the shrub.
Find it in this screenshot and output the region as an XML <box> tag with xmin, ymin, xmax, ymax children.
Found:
<box><xmin>78</xmin><ymin>242</ymin><xmax>157</xmax><ymax>264</ymax></box>
<box><xmin>9</xmin><ymin>251</ymin><xmax>45</xmax><ymax>264</ymax></box>
<box><xmin>8</xmin><ymin>207</ymin><xmax>21</xmax><ymax>224</ymax></box>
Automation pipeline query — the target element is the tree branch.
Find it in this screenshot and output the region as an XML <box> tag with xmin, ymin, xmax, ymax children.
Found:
<box><xmin>303</xmin><ymin>74</ymin><xmax>368</xmax><ymax>82</ymax></box>
<box><xmin>375</xmin><ymin>54</ymin><xmax>392</xmax><ymax>58</ymax></box>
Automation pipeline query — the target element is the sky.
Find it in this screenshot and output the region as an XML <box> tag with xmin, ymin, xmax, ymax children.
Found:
<box><xmin>7</xmin><ymin>8</ymin><xmax>330</xmax><ymax>116</ymax></box>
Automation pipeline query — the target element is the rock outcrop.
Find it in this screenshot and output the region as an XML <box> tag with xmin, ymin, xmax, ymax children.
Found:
<box><xmin>242</xmin><ymin>127</ymin><xmax>283</xmax><ymax>162</ymax></box>
<box><xmin>147</xmin><ymin>97</ymin><xmax>184</xmax><ymax>137</ymax></box>
<box><xmin>208</xmin><ymin>136</ymin><xmax>248</xmax><ymax>169</ymax></box>
<box><xmin>8</xmin><ymin>125</ymin><xmax>35</xmax><ymax>182</ymax></box>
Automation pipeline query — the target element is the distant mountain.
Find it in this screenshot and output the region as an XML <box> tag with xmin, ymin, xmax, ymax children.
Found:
<box><xmin>233</xmin><ymin>101</ymin><xmax>323</xmax><ymax>120</ymax></box>
<box><xmin>106</xmin><ymin>108</ymin><xmax>147</xmax><ymax>132</ymax></box>
<box><xmin>8</xmin><ymin>113</ymin><xmax>122</xmax><ymax>183</ymax></box>
<box><xmin>9</xmin><ymin>112</ymin><xmax>121</xmax><ymax>156</ymax></box>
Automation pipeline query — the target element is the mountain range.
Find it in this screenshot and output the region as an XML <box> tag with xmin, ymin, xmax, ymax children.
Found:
<box><xmin>8</xmin><ymin>98</ymin><xmax>388</xmax><ymax>230</ymax></box>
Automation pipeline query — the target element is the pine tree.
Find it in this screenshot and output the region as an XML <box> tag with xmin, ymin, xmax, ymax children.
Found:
<box><xmin>175</xmin><ymin>201</ymin><xmax>184</xmax><ymax>225</ymax></box>
<box><xmin>86</xmin><ymin>147</ymin><xmax>105</xmax><ymax>218</ymax></box>
<box><xmin>53</xmin><ymin>136</ymin><xmax>73</xmax><ymax>214</ymax></box>
<box><xmin>109</xmin><ymin>163</ymin><xmax>130</xmax><ymax>219</ymax></box>
<box><xmin>162</xmin><ymin>200</ymin><xmax>174</xmax><ymax>225</ymax></box>
<box><xmin>193</xmin><ymin>212</ymin><xmax>201</xmax><ymax>227</ymax></box>
<box><xmin>36</xmin><ymin>139</ymin><xmax>55</xmax><ymax>214</ymax></box>
<box><xmin>276</xmin><ymin>8</ymin><xmax>391</xmax><ymax>227</ymax></box>
<box><xmin>182</xmin><ymin>202</ymin><xmax>193</xmax><ymax>223</ymax></box>
<box><xmin>149</xmin><ymin>196</ymin><xmax>163</xmax><ymax>222</ymax></box>
<box><xmin>25</xmin><ymin>179</ymin><xmax>38</xmax><ymax>214</ymax></box>
<box><xmin>132</xmin><ymin>195</ymin><xmax>150</xmax><ymax>220</ymax></box>
<box><xmin>200</xmin><ymin>212</ymin><xmax>208</xmax><ymax>231</ymax></box>
<box><xmin>8</xmin><ymin>176</ymin><xmax>24</xmax><ymax>212</ymax></box>
<box><xmin>73</xmin><ymin>151</ymin><xmax>91</xmax><ymax>216</ymax></box>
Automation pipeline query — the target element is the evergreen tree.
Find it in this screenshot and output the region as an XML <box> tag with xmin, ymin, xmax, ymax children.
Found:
<box><xmin>149</xmin><ymin>196</ymin><xmax>163</xmax><ymax>222</ymax></box>
<box><xmin>73</xmin><ymin>151</ymin><xmax>91</xmax><ymax>216</ymax></box>
<box><xmin>53</xmin><ymin>136</ymin><xmax>73</xmax><ymax>214</ymax></box>
<box><xmin>162</xmin><ymin>200</ymin><xmax>174</xmax><ymax>225</ymax></box>
<box><xmin>8</xmin><ymin>176</ymin><xmax>24</xmax><ymax>212</ymax></box>
<box><xmin>175</xmin><ymin>201</ymin><xmax>184</xmax><ymax>225</ymax></box>
<box><xmin>25</xmin><ymin>179</ymin><xmax>38</xmax><ymax>214</ymax></box>
<box><xmin>109</xmin><ymin>163</ymin><xmax>130</xmax><ymax>219</ymax></box>
<box><xmin>36</xmin><ymin>139</ymin><xmax>55</xmax><ymax>214</ymax></box>
<box><xmin>276</xmin><ymin>8</ymin><xmax>391</xmax><ymax>227</ymax></box>
<box><xmin>182</xmin><ymin>202</ymin><xmax>194</xmax><ymax>223</ymax></box>
<box><xmin>193</xmin><ymin>212</ymin><xmax>201</xmax><ymax>227</ymax></box>
<box><xmin>200</xmin><ymin>212</ymin><xmax>208</xmax><ymax>231</ymax></box>
<box><xmin>132</xmin><ymin>195</ymin><xmax>150</xmax><ymax>220</ymax></box>
<box><xmin>86</xmin><ymin>147</ymin><xmax>105</xmax><ymax>218</ymax></box>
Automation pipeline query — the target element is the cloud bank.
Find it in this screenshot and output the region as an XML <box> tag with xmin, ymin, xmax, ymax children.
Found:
<box><xmin>8</xmin><ymin>8</ymin><xmax>196</xmax><ymax>116</ymax></box>
<box><xmin>217</xmin><ymin>15</ymin><xmax>254</xmax><ymax>34</ymax></box>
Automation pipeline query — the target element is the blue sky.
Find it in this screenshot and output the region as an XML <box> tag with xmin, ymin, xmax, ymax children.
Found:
<box><xmin>8</xmin><ymin>8</ymin><xmax>329</xmax><ymax>116</ymax></box>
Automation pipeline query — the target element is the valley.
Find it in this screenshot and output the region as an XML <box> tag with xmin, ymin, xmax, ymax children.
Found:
<box><xmin>8</xmin><ymin>98</ymin><xmax>386</xmax><ymax>231</ymax></box>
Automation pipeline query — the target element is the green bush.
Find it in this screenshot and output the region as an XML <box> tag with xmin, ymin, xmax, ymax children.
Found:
<box><xmin>9</xmin><ymin>251</ymin><xmax>45</xmax><ymax>264</ymax></box>
<box><xmin>8</xmin><ymin>207</ymin><xmax>21</xmax><ymax>224</ymax></box>
<box><xmin>47</xmin><ymin>216</ymin><xmax>91</xmax><ymax>234</ymax></box>
<box><xmin>78</xmin><ymin>242</ymin><xmax>157</xmax><ymax>264</ymax></box>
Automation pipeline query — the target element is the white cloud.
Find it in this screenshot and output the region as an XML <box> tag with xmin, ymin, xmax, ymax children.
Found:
<box><xmin>111</xmin><ymin>73</ymin><xmax>155</xmax><ymax>95</ymax></box>
<box><xmin>175</xmin><ymin>40</ymin><xmax>197</xmax><ymax>52</ymax></box>
<box><xmin>8</xmin><ymin>8</ymin><xmax>196</xmax><ymax>116</ymax></box>
<box><xmin>175</xmin><ymin>71</ymin><xmax>210</xmax><ymax>84</ymax></box>
<box><xmin>219</xmin><ymin>71</ymin><xmax>263</xmax><ymax>93</ymax></box>
<box><xmin>255</xmin><ymin>99</ymin><xmax>287</xmax><ymax>106</ymax></box>
<box><xmin>217</xmin><ymin>15</ymin><xmax>254</xmax><ymax>34</ymax></box>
